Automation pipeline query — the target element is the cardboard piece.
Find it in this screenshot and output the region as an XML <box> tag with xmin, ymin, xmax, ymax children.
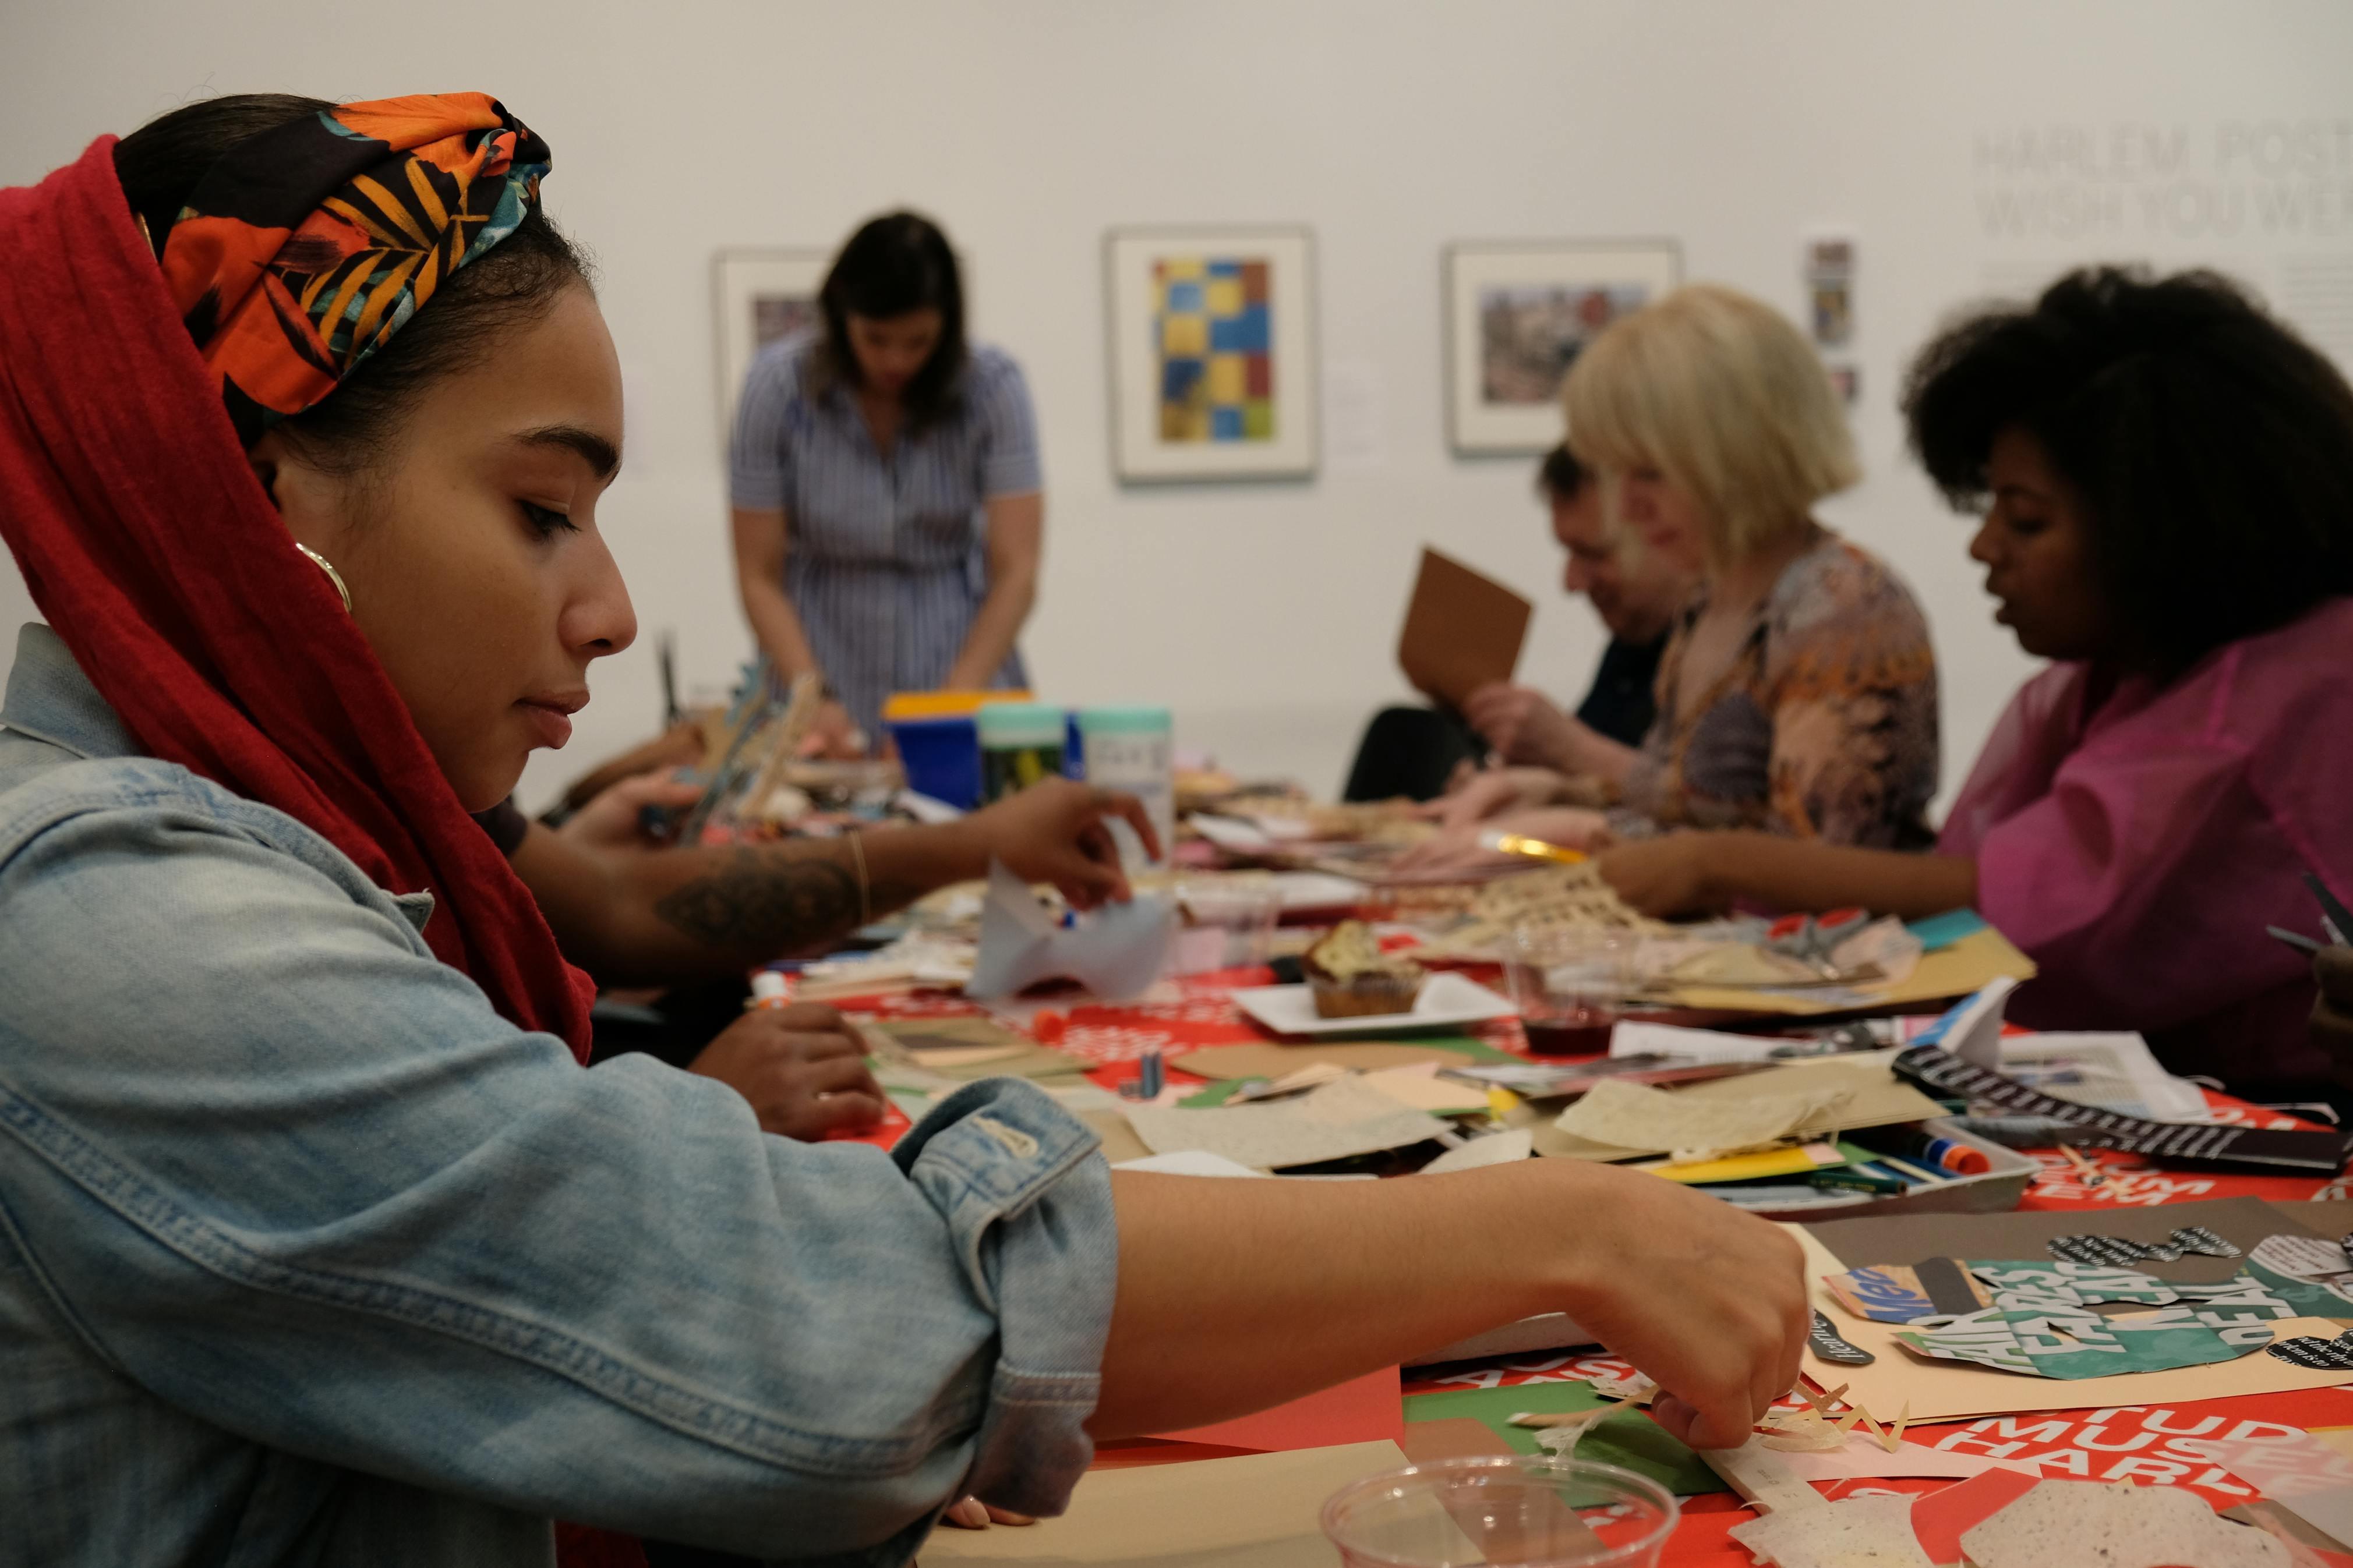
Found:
<box><xmin>967</xmin><ymin>861</ymin><xmax>1177</xmax><ymax>1003</ymax></box>
<box><xmin>1959</xmin><ymin>1478</ymin><xmax>2291</xmax><ymax>1567</ymax></box>
<box><xmin>1728</xmin><ymin>1493</ymin><xmax>1936</xmax><ymax>1568</ymax></box>
<box><xmin>1361</xmin><ymin>1063</ymin><xmax>1489</xmax><ymax>1114</ymax></box>
<box><xmin>1125</xmin><ymin>1076</ymin><xmax>1450</xmax><ymax>1170</ymax></box>
<box><xmin>2180</xmin><ymin>1431</ymin><xmax>2353</xmax><ymax>1552</ymax></box>
<box><xmin>1175</xmin><ymin>1041</ymin><xmax>1485</xmax><ymax>1081</ymax></box>
<box><xmin>1554</xmin><ymin>1076</ymin><xmax>1855</xmax><ymax>1163</ymax></box>
<box><xmin>1524</xmin><ymin>1056</ymin><xmax>1946</xmax><ymax>1163</ymax></box>
<box><xmin>1082</xmin><ymin>1109</ymin><xmax>1155</xmax><ymax>1165</ymax></box>
<box><xmin>1789</xmin><ymin>1222</ymin><xmax>2353</xmax><ymax>1421</ymax></box>
<box><xmin>867</xmin><ymin>1017</ymin><xmax>1091</xmax><ymax>1082</ymax></box>
<box><xmin>1651</xmin><ymin>925</ymin><xmax>2037</xmax><ymax>1017</ymax></box>
<box><xmin>1399</xmin><ymin>1416</ymin><xmax>1516</xmax><ymax>1466</ymax></box>
<box><xmin>1155</xmin><ymin>1368</ymin><xmax>1404</xmax><ymax>1453</ymax></box>
<box><xmin>1395</xmin><ymin>547</ymin><xmax>1532</xmax><ymax>710</ymax></box>
<box><xmin>920</xmin><ymin>1440</ymin><xmax>1409</xmax><ymax>1568</ymax></box>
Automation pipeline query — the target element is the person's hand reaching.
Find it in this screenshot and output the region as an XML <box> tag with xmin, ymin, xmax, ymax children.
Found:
<box><xmin>966</xmin><ymin>777</ymin><xmax>1158</xmax><ymax>910</ymax></box>
<box><xmin>1462</xmin><ymin>682</ymin><xmax>1584</xmax><ymax>772</ymax></box>
<box><xmin>556</xmin><ymin>772</ymin><xmax>704</xmax><ymax>854</ymax></box>
<box><xmin>1391</xmin><ymin>807</ymin><xmax>1612</xmax><ymax>881</ymax></box>
<box><xmin>688</xmin><ymin>1003</ymin><xmax>886</xmax><ymax>1140</ymax></box>
<box><xmin>1415</xmin><ymin>765</ymin><xmax>1569</xmax><ymax>831</ymax></box>
<box><xmin>1544</xmin><ymin>1163</ymin><xmax>1810</xmax><ymax>1449</ymax></box>
<box><xmin>1596</xmin><ymin>832</ymin><xmax>1719</xmax><ymax>917</ymax></box>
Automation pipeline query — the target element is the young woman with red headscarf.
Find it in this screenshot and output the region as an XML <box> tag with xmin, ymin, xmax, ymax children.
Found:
<box><xmin>0</xmin><ymin>94</ymin><xmax>1805</xmax><ymax>1566</ymax></box>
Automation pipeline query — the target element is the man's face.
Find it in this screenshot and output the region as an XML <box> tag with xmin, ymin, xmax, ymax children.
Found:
<box><xmin>1550</xmin><ymin>485</ymin><xmax>1691</xmax><ymax>644</ymax></box>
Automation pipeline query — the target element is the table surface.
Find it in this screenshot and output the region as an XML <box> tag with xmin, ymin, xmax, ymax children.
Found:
<box><xmin>836</xmin><ymin>959</ymin><xmax>2353</xmax><ymax>1566</ymax></box>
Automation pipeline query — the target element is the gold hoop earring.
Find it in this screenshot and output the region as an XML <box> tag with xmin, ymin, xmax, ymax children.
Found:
<box><xmin>296</xmin><ymin>544</ymin><xmax>351</xmax><ymax>613</ymax></box>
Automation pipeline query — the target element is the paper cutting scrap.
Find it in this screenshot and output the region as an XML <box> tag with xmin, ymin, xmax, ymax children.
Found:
<box><xmin>1892</xmin><ymin>1259</ymin><xmax>2309</xmax><ymax>1379</ymax></box>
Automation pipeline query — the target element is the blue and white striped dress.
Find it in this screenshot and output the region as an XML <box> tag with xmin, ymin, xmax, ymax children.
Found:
<box><xmin>729</xmin><ymin>335</ymin><xmax>1043</xmax><ymax>738</ymax></box>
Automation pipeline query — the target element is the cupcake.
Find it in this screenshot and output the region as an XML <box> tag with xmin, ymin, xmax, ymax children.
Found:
<box><xmin>1303</xmin><ymin>920</ymin><xmax>1426</xmax><ymax>1018</ymax></box>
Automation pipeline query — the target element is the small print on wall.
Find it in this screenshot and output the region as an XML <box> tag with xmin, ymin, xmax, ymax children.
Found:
<box><xmin>1444</xmin><ymin>240</ymin><xmax>1681</xmax><ymax>455</ymax></box>
<box><xmin>1106</xmin><ymin>228</ymin><xmax>1316</xmax><ymax>481</ymax></box>
<box><xmin>712</xmin><ymin>249</ymin><xmax>829</xmax><ymax>448</ymax></box>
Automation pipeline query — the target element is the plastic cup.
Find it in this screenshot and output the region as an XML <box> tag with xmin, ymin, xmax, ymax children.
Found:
<box><xmin>1504</xmin><ymin>929</ymin><xmax>1636</xmax><ymax>1056</ymax></box>
<box><xmin>1167</xmin><ymin>879</ymin><xmax>1283</xmax><ymax>975</ymax></box>
<box><xmin>1322</xmin><ymin>1457</ymin><xmax>1678</xmax><ymax>1568</ymax></box>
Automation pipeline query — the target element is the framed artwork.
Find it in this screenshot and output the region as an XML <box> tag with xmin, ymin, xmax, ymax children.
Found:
<box><xmin>712</xmin><ymin>249</ymin><xmax>829</xmax><ymax>445</ymax></box>
<box><xmin>1104</xmin><ymin>226</ymin><xmax>1317</xmax><ymax>482</ymax></box>
<box><xmin>1443</xmin><ymin>240</ymin><xmax>1681</xmax><ymax>455</ymax></box>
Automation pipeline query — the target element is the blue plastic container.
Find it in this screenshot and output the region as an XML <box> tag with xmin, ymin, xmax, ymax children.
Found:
<box><xmin>886</xmin><ymin>714</ymin><xmax>984</xmax><ymax>810</ymax></box>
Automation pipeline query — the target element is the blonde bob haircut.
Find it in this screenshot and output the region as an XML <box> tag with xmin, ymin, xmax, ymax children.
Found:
<box><xmin>1563</xmin><ymin>284</ymin><xmax>1860</xmax><ymax>565</ymax></box>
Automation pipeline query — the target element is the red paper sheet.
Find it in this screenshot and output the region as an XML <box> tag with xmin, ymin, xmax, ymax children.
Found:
<box><xmin>1150</xmin><ymin>1366</ymin><xmax>1405</xmax><ymax>1452</ymax></box>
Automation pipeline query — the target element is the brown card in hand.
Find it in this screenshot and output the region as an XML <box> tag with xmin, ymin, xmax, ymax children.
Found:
<box><xmin>1397</xmin><ymin>547</ymin><xmax>1532</xmax><ymax>710</ymax></box>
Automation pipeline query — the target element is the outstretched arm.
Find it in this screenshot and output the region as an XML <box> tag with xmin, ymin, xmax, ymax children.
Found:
<box><xmin>513</xmin><ymin>777</ymin><xmax>1156</xmax><ymax>987</ymax></box>
<box><xmin>1097</xmin><ymin>1156</ymin><xmax>1807</xmax><ymax>1450</ymax></box>
<box><xmin>1599</xmin><ymin>829</ymin><xmax>1978</xmax><ymax>920</ymax></box>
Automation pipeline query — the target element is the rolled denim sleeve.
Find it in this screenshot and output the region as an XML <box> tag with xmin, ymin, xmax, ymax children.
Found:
<box><xmin>0</xmin><ymin>774</ymin><xmax>1117</xmax><ymax>1563</ymax></box>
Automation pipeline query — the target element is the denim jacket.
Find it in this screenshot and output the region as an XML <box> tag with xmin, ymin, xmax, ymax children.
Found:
<box><xmin>0</xmin><ymin>624</ymin><xmax>1116</xmax><ymax>1566</ymax></box>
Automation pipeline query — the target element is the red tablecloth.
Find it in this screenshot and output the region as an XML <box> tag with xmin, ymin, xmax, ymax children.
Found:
<box><xmin>835</xmin><ymin>968</ymin><xmax>2351</xmax><ymax>1563</ymax></box>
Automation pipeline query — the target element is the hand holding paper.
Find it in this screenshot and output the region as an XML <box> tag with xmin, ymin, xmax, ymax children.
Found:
<box><xmin>966</xmin><ymin>861</ymin><xmax>1176</xmax><ymax>1002</ymax></box>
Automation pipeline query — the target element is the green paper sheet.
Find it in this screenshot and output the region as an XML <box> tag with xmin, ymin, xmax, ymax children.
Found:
<box><xmin>1401</xmin><ymin>1382</ymin><xmax>1727</xmax><ymax>1496</ymax></box>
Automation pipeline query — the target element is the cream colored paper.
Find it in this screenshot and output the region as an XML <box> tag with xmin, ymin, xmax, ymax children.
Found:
<box><xmin>1125</xmin><ymin>1077</ymin><xmax>1449</xmax><ymax>1170</ymax></box>
<box><xmin>1727</xmin><ymin>1493</ymin><xmax>1936</xmax><ymax>1567</ymax></box>
<box><xmin>920</xmin><ymin>1440</ymin><xmax>1411</xmax><ymax>1568</ymax></box>
<box><xmin>1789</xmin><ymin>1223</ymin><xmax>2353</xmax><ymax>1421</ymax></box>
<box><xmin>1554</xmin><ymin>1076</ymin><xmax>1853</xmax><ymax>1163</ymax></box>
<box><xmin>1526</xmin><ymin>1057</ymin><xmax>1945</xmax><ymax>1163</ymax></box>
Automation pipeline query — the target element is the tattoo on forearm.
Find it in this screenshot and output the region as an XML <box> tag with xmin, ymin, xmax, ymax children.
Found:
<box><xmin>654</xmin><ymin>849</ymin><xmax>861</xmax><ymax>952</ymax></box>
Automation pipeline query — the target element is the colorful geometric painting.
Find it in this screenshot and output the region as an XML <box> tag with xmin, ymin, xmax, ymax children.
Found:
<box><xmin>1155</xmin><ymin>257</ymin><xmax>1274</xmax><ymax>443</ymax></box>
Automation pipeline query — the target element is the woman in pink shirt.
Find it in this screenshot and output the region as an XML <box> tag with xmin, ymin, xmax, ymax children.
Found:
<box><xmin>1603</xmin><ymin>267</ymin><xmax>2353</xmax><ymax>1096</ymax></box>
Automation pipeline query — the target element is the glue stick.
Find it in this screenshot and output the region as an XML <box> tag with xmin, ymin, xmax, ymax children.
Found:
<box><xmin>750</xmin><ymin>970</ymin><xmax>795</xmax><ymax>1009</ymax></box>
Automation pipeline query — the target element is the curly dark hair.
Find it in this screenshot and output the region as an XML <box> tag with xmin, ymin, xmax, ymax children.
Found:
<box><xmin>810</xmin><ymin>210</ymin><xmax>967</xmax><ymax>433</ymax></box>
<box><xmin>1903</xmin><ymin>266</ymin><xmax>2353</xmax><ymax>675</ymax></box>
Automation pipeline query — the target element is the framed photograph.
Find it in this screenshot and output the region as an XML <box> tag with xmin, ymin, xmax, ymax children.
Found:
<box><xmin>1444</xmin><ymin>240</ymin><xmax>1681</xmax><ymax>455</ymax></box>
<box><xmin>1104</xmin><ymin>226</ymin><xmax>1317</xmax><ymax>482</ymax></box>
<box><xmin>712</xmin><ymin>249</ymin><xmax>829</xmax><ymax>445</ymax></box>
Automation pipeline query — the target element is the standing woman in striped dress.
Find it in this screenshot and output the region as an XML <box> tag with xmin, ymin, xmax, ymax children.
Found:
<box><xmin>729</xmin><ymin>212</ymin><xmax>1043</xmax><ymax>752</ymax></box>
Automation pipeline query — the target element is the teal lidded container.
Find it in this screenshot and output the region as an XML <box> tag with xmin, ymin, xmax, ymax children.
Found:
<box><xmin>975</xmin><ymin>702</ymin><xmax>1070</xmax><ymax>803</ymax></box>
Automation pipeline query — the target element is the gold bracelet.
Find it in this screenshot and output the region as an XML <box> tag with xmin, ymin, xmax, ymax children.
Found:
<box><xmin>847</xmin><ymin>831</ymin><xmax>870</xmax><ymax>928</ymax></box>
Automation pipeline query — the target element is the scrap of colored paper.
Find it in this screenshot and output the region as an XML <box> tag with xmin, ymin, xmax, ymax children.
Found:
<box><xmin>1907</xmin><ymin>1467</ymin><xmax>2040</xmax><ymax>1565</ymax></box>
<box><xmin>1401</xmin><ymin>1382</ymin><xmax>1726</xmax><ymax>1496</ymax></box>
<box><xmin>1154</xmin><ymin>1365</ymin><xmax>1403</xmax><ymax>1452</ymax></box>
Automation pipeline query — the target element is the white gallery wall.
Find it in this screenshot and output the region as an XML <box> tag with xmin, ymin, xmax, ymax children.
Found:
<box><xmin>5</xmin><ymin>1</ymin><xmax>2350</xmax><ymax>815</ymax></box>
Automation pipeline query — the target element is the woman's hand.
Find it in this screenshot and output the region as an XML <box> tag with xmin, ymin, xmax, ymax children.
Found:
<box><xmin>1419</xmin><ymin>766</ymin><xmax>1569</xmax><ymax>831</ymax></box>
<box><xmin>1548</xmin><ymin>1162</ymin><xmax>1809</xmax><ymax>1449</ymax></box>
<box><xmin>688</xmin><ymin>1003</ymin><xmax>886</xmax><ymax>1140</ymax></box>
<box><xmin>965</xmin><ymin>778</ymin><xmax>1157</xmax><ymax>909</ymax></box>
<box><xmin>1390</xmin><ymin>808</ymin><xmax>1611</xmax><ymax>881</ymax></box>
<box><xmin>1596</xmin><ymin>832</ymin><xmax>1720</xmax><ymax>917</ymax></box>
<box><xmin>797</xmin><ymin>698</ymin><xmax>868</xmax><ymax>761</ymax></box>
<box><xmin>1462</xmin><ymin>682</ymin><xmax>1585</xmax><ymax>772</ymax></box>
<box><xmin>557</xmin><ymin>773</ymin><xmax>703</xmax><ymax>854</ymax></box>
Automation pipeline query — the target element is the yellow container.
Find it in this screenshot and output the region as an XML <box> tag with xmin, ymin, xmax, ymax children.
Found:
<box><xmin>879</xmin><ymin>689</ymin><xmax>1034</xmax><ymax>722</ymax></box>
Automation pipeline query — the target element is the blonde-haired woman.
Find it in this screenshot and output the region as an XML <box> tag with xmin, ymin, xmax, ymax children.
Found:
<box><xmin>1405</xmin><ymin>284</ymin><xmax>1938</xmax><ymax>874</ymax></box>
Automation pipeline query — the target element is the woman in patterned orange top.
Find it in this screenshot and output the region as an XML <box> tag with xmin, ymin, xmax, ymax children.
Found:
<box><xmin>1404</xmin><ymin>284</ymin><xmax>1939</xmax><ymax>874</ymax></box>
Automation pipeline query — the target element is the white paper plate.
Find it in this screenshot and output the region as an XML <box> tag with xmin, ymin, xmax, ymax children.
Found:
<box><xmin>1231</xmin><ymin>972</ymin><xmax>1518</xmax><ymax>1036</ymax></box>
